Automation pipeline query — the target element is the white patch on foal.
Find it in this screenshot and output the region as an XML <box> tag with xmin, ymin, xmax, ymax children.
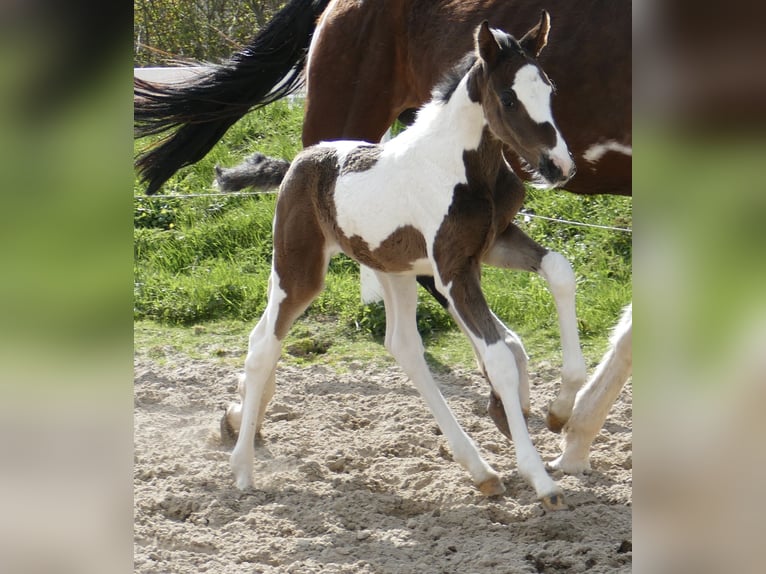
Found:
<box><xmin>330</xmin><ymin>76</ymin><xmax>485</xmax><ymax>253</ymax></box>
<box><xmin>583</xmin><ymin>140</ymin><xmax>633</xmax><ymax>164</ymax></box>
<box><xmin>513</xmin><ymin>64</ymin><xmax>553</xmax><ymax>125</ymax></box>
<box><xmin>513</xmin><ymin>64</ymin><xmax>572</xmax><ymax>177</ymax></box>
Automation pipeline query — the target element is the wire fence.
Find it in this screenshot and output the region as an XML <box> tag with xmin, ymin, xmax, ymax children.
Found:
<box><xmin>134</xmin><ymin>189</ymin><xmax>632</xmax><ymax>234</ymax></box>
<box><xmin>517</xmin><ymin>212</ymin><xmax>632</xmax><ymax>233</ymax></box>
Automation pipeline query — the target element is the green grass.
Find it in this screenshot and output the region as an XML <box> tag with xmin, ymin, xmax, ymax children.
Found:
<box><xmin>134</xmin><ymin>99</ymin><xmax>631</xmax><ymax>369</ymax></box>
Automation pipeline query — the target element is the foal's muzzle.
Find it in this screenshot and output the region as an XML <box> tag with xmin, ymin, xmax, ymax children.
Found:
<box><xmin>539</xmin><ymin>153</ymin><xmax>576</xmax><ymax>188</ymax></box>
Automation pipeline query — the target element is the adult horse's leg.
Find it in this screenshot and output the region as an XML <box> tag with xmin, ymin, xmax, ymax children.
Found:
<box><xmin>483</xmin><ymin>223</ymin><xmax>587</xmax><ymax>433</ymax></box>
<box><xmin>374</xmin><ymin>271</ymin><xmax>505</xmax><ymax>497</ymax></box>
<box><xmin>434</xmin><ymin>266</ymin><xmax>566</xmax><ymax>510</ymax></box>
<box><xmin>549</xmin><ymin>304</ymin><xmax>632</xmax><ymax>474</ymax></box>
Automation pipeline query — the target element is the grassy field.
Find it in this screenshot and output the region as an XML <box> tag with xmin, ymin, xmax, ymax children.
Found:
<box><xmin>134</xmin><ymin>100</ymin><xmax>631</xmax><ymax>370</ymax></box>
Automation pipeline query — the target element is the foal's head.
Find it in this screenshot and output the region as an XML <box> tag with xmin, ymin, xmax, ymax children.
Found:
<box><xmin>471</xmin><ymin>13</ymin><xmax>575</xmax><ymax>188</ymax></box>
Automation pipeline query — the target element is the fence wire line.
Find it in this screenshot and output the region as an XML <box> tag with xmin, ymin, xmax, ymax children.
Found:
<box><xmin>517</xmin><ymin>212</ymin><xmax>632</xmax><ymax>233</ymax></box>
<box><xmin>135</xmin><ymin>190</ymin><xmax>632</xmax><ymax>234</ymax></box>
<box><xmin>135</xmin><ymin>191</ymin><xmax>276</xmax><ymax>199</ymax></box>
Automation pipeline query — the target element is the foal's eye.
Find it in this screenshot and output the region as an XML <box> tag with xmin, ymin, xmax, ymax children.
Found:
<box><xmin>500</xmin><ymin>90</ymin><xmax>517</xmax><ymax>108</ymax></box>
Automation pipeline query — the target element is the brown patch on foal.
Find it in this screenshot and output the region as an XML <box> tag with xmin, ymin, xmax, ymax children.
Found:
<box><xmin>488</xmin><ymin>391</ymin><xmax>513</xmax><ymax>440</ymax></box>
<box><xmin>432</xmin><ymin>128</ymin><xmax>512</xmax><ymax>343</ymax></box>
<box><xmin>482</xmin><ymin>222</ymin><xmax>548</xmax><ymax>272</ymax></box>
<box><xmin>272</xmin><ymin>147</ymin><xmax>341</xmax><ymax>339</ymax></box>
<box><xmin>340</xmin><ymin>144</ymin><xmax>383</xmax><ymax>175</ymax></box>
<box><xmin>347</xmin><ymin>226</ymin><xmax>427</xmax><ymax>273</ymax></box>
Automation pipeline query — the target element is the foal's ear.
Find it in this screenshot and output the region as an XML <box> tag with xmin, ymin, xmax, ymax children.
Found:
<box><xmin>519</xmin><ymin>10</ymin><xmax>551</xmax><ymax>58</ymax></box>
<box><xmin>476</xmin><ymin>20</ymin><xmax>500</xmax><ymax>65</ymax></box>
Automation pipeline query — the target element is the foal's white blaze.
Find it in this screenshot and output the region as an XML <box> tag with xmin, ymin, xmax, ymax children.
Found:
<box><xmin>512</xmin><ymin>64</ymin><xmax>573</xmax><ymax>177</ymax></box>
<box><xmin>512</xmin><ymin>64</ymin><xmax>554</xmax><ymax>124</ymax></box>
<box><xmin>583</xmin><ymin>140</ymin><xmax>633</xmax><ymax>164</ymax></box>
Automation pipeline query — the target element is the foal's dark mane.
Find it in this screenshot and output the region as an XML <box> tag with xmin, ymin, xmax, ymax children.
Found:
<box><xmin>431</xmin><ymin>53</ymin><xmax>478</xmax><ymax>104</ymax></box>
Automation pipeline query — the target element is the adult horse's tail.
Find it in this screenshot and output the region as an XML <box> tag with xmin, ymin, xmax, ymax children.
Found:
<box><xmin>134</xmin><ymin>0</ymin><xmax>331</xmax><ymax>195</ymax></box>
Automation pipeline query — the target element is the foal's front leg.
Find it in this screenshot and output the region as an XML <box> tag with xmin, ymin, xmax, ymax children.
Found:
<box><xmin>441</xmin><ymin>304</ymin><xmax>530</xmax><ymax>439</ymax></box>
<box><xmin>549</xmin><ymin>304</ymin><xmax>632</xmax><ymax>474</ymax></box>
<box><xmin>483</xmin><ymin>223</ymin><xmax>587</xmax><ymax>432</ymax></box>
<box><xmin>437</xmin><ymin>268</ymin><xmax>566</xmax><ymax>510</ymax></box>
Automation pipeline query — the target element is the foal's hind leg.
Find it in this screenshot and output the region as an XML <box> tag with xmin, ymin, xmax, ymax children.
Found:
<box><xmin>227</xmin><ymin>223</ymin><xmax>330</xmax><ymax>489</ymax></box>
<box><xmin>417</xmin><ymin>278</ymin><xmax>532</xmax><ymax>424</ymax></box>
<box><xmin>220</xmin><ymin>367</ymin><xmax>276</xmax><ymax>446</ymax></box>
<box><xmin>439</xmin><ymin>302</ymin><xmax>530</xmax><ymax>439</ymax></box>
<box><xmin>375</xmin><ymin>272</ymin><xmax>505</xmax><ymax>496</ymax></box>
<box><xmin>228</xmin><ymin>278</ymin><xmax>287</xmax><ymax>489</ymax></box>
<box><xmin>484</xmin><ymin>223</ymin><xmax>587</xmax><ymax>433</ymax></box>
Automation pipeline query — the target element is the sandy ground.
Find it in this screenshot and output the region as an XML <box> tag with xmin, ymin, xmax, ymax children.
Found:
<box><xmin>134</xmin><ymin>353</ymin><xmax>631</xmax><ymax>573</ymax></box>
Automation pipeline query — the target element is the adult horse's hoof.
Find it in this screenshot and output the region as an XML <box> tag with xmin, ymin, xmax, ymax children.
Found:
<box><xmin>220</xmin><ymin>409</ymin><xmax>239</xmax><ymax>447</ymax></box>
<box><xmin>545</xmin><ymin>402</ymin><xmax>568</xmax><ymax>433</ymax></box>
<box><xmin>478</xmin><ymin>476</ymin><xmax>506</xmax><ymax>497</ymax></box>
<box><xmin>539</xmin><ymin>491</ymin><xmax>568</xmax><ymax>511</ymax></box>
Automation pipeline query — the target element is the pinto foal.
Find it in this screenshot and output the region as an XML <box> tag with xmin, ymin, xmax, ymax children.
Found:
<box><xmin>224</xmin><ymin>17</ymin><xmax>578</xmax><ymax>509</ymax></box>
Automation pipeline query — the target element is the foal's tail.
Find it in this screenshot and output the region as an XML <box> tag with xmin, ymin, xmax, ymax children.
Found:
<box><xmin>215</xmin><ymin>153</ymin><xmax>291</xmax><ymax>192</ymax></box>
<box><xmin>134</xmin><ymin>0</ymin><xmax>331</xmax><ymax>195</ymax></box>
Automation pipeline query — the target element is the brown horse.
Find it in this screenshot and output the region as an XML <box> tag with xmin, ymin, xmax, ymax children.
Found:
<box><xmin>224</xmin><ymin>19</ymin><xmax>575</xmax><ymax>508</ymax></box>
<box><xmin>134</xmin><ymin>0</ymin><xmax>630</xmax><ymax>197</ymax></box>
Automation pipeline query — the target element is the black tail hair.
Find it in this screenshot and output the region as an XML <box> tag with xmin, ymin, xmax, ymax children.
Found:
<box><xmin>134</xmin><ymin>0</ymin><xmax>331</xmax><ymax>194</ymax></box>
